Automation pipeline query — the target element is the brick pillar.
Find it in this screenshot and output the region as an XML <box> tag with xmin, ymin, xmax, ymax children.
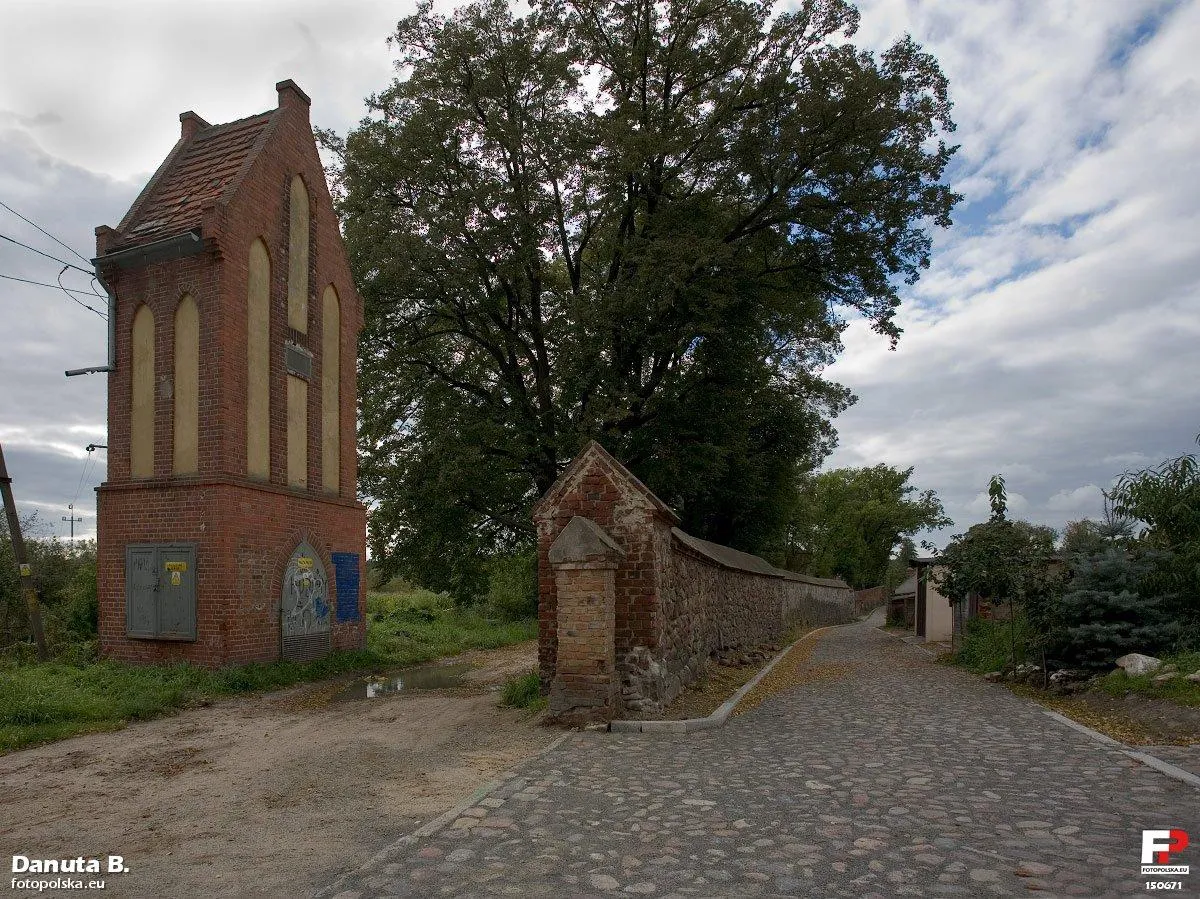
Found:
<box><xmin>547</xmin><ymin>516</ymin><xmax>625</xmax><ymax>724</ymax></box>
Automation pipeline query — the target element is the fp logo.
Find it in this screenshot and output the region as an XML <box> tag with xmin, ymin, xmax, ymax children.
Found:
<box><xmin>1142</xmin><ymin>829</ymin><xmax>1189</xmax><ymax>874</ymax></box>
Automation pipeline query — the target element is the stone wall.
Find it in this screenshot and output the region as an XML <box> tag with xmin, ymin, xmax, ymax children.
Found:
<box><xmin>536</xmin><ymin>442</ymin><xmax>854</xmax><ymax>722</ymax></box>
<box><xmin>853</xmin><ymin>585</ymin><xmax>888</xmax><ymax>615</ymax></box>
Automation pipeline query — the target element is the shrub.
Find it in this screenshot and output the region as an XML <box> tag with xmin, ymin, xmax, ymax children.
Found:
<box><xmin>500</xmin><ymin>669</ymin><xmax>545</xmax><ymax>710</ymax></box>
<box><xmin>955</xmin><ymin>616</ymin><xmax>1035</xmax><ymax>674</ymax></box>
<box><xmin>1048</xmin><ymin>549</ymin><xmax>1183</xmax><ymax>669</ymax></box>
<box><xmin>486</xmin><ymin>550</ymin><xmax>537</xmax><ymax>620</ymax></box>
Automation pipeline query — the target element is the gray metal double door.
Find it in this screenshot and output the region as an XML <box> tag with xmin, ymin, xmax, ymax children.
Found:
<box><xmin>126</xmin><ymin>543</ymin><xmax>197</xmax><ymax>640</ymax></box>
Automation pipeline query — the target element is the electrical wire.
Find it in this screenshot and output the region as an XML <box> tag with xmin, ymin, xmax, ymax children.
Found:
<box><xmin>0</xmin><ymin>232</ymin><xmax>95</xmax><ymax>275</ymax></box>
<box><xmin>71</xmin><ymin>449</ymin><xmax>97</xmax><ymax>512</ymax></box>
<box><xmin>0</xmin><ymin>272</ymin><xmax>108</xmax><ymax>319</ymax></box>
<box><xmin>0</xmin><ymin>199</ymin><xmax>92</xmax><ymax>265</ymax></box>
<box><xmin>58</xmin><ymin>266</ymin><xmax>108</xmax><ymax>320</ymax></box>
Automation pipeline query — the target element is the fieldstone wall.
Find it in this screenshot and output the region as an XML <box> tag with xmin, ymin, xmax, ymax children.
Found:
<box><xmin>853</xmin><ymin>585</ymin><xmax>888</xmax><ymax>616</ymax></box>
<box><xmin>536</xmin><ymin>442</ymin><xmax>854</xmax><ymax>723</ymax></box>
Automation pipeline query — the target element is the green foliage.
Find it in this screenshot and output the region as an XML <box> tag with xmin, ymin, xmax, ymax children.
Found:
<box><xmin>937</xmin><ymin>475</ymin><xmax>1058</xmax><ymax>669</ymax></box>
<box><xmin>1047</xmin><ymin>549</ymin><xmax>1184</xmax><ymax>669</ymax></box>
<box><xmin>365</xmin><ymin>590</ymin><xmax>537</xmax><ymax>667</ymax></box>
<box><xmin>883</xmin><ymin>538</ymin><xmax>917</xmax><ymax>592</ymax></box>
<box><xmin>1110</xmin><ymin>434</ymin><xmax>1200</xmax><ymax>551</ymax></box>
<box><xmin>936</xmin><ymin>518</ymin><xmax>1057</xmax><ymax>609</ymax></box>
<box><xmin>500</xmin><ymin>669</ymin><xmax>546</xmax><ymax>710</ymax></box>
<box><xmin>332</xmin><ymin>0</ymin><xmax>960</xmax><ymax>590</ymax></box>
<box><xmin>954</xmin><ymin>616</ymin><xmax>1035</xmax><ymax>674</ymax></box>
<box><xmin>486</xmin><ymin>550</ymin><xmax>538</xmax><ymax>620</ymax></box>
<box><xmin>1109</xmin><ymin>433</ymin><xmax>1200</xmax><ymax>639</ymax></box>
<box><xmin>777</xmin><ymin>465</ymin><xmax>949</xmax><ymax>587</ymax></box>
<box><xmin>1</xmin><ymin>515</ymin><xmax>98</xmax><ymax>653</ymax></box>
<box><xmin>1059</xmin><ymin>507</ymin><xmax>1136</xmax><ymax>559</ymax></box>
<box><xmin>0</xmin><ymin>651</ymin><xmax>378</xmax><ymax>752</ymax></box>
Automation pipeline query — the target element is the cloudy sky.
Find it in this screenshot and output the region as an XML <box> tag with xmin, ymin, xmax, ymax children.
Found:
<box><xmin>1</xmin><ymin>0</ymin><xmax>1197</xmax><ymax>548</ymax></box>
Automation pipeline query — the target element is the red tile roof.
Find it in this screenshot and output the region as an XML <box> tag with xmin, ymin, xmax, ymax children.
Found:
<box><xmin>116</xmin><ymin>110</ymin><xmax>278</xmax><ymax>247</ymax></box>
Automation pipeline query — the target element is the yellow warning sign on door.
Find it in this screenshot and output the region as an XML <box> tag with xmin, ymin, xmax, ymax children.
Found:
<box><xmin>165</xmin><ymin>561</ymin><xmax>187</xmax><ymax>572</ymax></box>
<box><xmin>170</xmin><ymin>571</ymin><xmax>182</xmax><ymax>586</ymax></box>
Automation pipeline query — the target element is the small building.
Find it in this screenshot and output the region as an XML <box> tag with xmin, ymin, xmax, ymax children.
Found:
<box><xmin>93</xmin><ymin>81</ymin><xmax>366</xmax><ymax>667</ymax></box>
<box><xmin>889</xmin><ymin>571</ymin><xmax>917</xmax><ymax>629</ymax></box>
<box><xmin>910</xmin><ymin>557</ymin><xmax>954</xmax><ymax>643</ymax></box>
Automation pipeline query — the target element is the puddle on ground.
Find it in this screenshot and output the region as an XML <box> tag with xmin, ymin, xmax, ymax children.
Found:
<box><xmin>333</xmin><ymin>662</ymin><xmax>473</xmax><ymax>701</ymax></box>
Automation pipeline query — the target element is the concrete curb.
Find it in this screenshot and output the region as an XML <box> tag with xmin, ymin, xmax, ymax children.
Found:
<box><xmin>1041</xmin><ymin>709</ymin><xmax>1200</xmax><ymax>791</ymax></box>
<box><xmin>883</xmin><ymin>630</ymin><xmax>1200</xmax><ymax>793</ymax></box>
<box><xmin>313</xmin><ymin>731</ymin><xmax>572</xmax><ymax>898</ymax></box>
<box><xmin>609</xmin><ymin>626</ymin><xmax>832</xmax><ymax>734</ymax></box>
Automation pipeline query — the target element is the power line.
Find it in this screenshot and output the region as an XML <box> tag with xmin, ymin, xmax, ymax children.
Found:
<box><xmin>0</xmin><ymin>199</ymin><xmax>92</xmax><ymax>266</ymax></box>
<box><xmin>71</xmin><ymin>448</ymin><xmax>98</xmax><ymax>510</ymax></box>
<box><xmin>0</xmin><ymin>272</ymin><xmax>108</xmax><ymax>319</ymax></box>
<box><xmin>58</xmin><ymin>265</ymin><xmax>108</xmax><ymax>320</ymax></box>
<box><xmin>0</xmin><ymin>232</ymin><xmax>94</xmax><ymax>276</ymax></box>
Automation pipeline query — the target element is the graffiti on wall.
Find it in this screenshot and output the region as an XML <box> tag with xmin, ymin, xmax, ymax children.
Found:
<box><xmin>281</xmin><ymin>542</ymin><xmax>330</xmax><ymax>638</ymax></box>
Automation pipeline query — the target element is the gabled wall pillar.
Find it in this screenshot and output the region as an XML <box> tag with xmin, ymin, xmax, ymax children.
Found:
<box><xmin>547</xmin><ymin>516</ymin><xmax>624</xmax><ymax>724</ymax></box>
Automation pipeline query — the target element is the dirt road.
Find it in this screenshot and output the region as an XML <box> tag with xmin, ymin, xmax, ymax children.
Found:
<box><xmin>0</xmin><ymin>642</ymin><xmax>552</xmax><ymax>898</ymax></box>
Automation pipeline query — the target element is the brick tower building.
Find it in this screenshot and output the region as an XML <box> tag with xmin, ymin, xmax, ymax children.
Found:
<box><xmin>93</xmin><ymin>80</ymin><xmax>366</xmax><ymax>666</ymax></box>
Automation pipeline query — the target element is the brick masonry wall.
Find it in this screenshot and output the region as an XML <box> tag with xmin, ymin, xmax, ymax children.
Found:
<box><xmin>854</xmin><ymin>585</ymin><xmax>888</xmax><ymax>615</ymax></box>
<box><xmin>547</xmin><ymin>562</ymin><xmax>618</xmax><ymax>724</ymax></box>
<box><xmin>95</xmin><ymin>83</ymin><xmax>366</xmax><ymax>667</ymax></box>
<box><xmin>536</xmin><ymin>449</ymin><xmax>665</xmax><ymax>691</ymax></box>
<box><xmin>537</xmin><ymin>443</ymin><xmax>854</xmax><ymax>719</ymax></box>
<box><xmin>98</xmin><ymin>479</ymin><xmax>365</xmax><ymax>666</ymax></box>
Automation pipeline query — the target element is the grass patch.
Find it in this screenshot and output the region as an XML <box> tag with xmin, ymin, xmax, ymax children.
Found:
<box><xmin>953</xmin><ymin>616</ymin><xmax>1035</xmax><ymax>674</ymax></box>
<box><xmin>500</xmin><ymin>670</ymin><xmax>546</xmax><ymax>710</ymax></box>
<box><xmin>367</xmin><ymin>590</ymin><xmax>536</xmax><ymax>667</ymax></box>
<box><xmin>1092</xmin><ymin>651</ymin><xmax>1200</xmax><ymax>707</ymax></box>
<box><xmin>0</xmin><ymin>589</ymin><xmax>536</xmax><ymax>753</ymax></box>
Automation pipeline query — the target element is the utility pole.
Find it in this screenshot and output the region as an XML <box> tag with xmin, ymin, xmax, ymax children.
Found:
<box><xmin>62</xmin><ymin>504</ymin><xmax>84</xmax><ymax>541</ymax></box>
<box><xmin>0</xmin><ymin>442</ymin><xmax>48</xmax><ymax>660</ymax></box>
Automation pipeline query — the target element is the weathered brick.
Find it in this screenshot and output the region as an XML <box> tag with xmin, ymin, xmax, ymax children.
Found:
<box><xmin>94</xmin><ymin>81</ymin><xmax>366</xmax><ymax>668</ymax></box>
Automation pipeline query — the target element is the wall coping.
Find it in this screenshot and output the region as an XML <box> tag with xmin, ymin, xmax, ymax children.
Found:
<box><xmin>549</xmin><ymin>515</ymin><xmax>625</xmax><ymax>564</ymax></box>
<box><xmin>670</xmin><ymin>527</ymin><xmax>849</xmax><ymax>590</ymax></box>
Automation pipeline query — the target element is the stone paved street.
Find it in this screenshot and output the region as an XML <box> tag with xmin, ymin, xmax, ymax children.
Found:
<box><xmin>320</xmin><ymin>615</ymin><xmax>1200</xmax><ymax>898</ymax></box>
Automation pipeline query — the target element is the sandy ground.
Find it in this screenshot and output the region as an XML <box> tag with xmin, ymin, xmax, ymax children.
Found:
<box><xmin>0</xmin><ymin>642</ymin><xmax>553</xmax><ymax>898</ymax></box>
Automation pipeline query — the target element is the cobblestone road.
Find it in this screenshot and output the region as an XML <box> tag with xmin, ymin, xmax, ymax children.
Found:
<box><xmin>320</xmin><ymin>616</ymin><xmax>1200</xmax><ymax>898</ymax></box>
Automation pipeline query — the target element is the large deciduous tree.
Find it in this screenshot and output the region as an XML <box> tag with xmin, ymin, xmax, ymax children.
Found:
<box><xmin>1109</xmin><ymin>433</ymin><xmax>1200</xmax><ymax>642</ymax></box>
<box><xmin>329</xmin><ymin>0</ymin><xmax>959</xmax><ymax>593</ymax></box>
<box><xmin>776</xmin><ymin>464</ymin><xmax>950</xmax><ymax>588</ymax></box>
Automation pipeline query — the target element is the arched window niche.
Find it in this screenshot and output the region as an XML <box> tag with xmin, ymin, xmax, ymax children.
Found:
<box><xmin>321</xmin><ymin>285</ymin><xmax>340</xmax><ymax>493</ymax></box>
<box><xmin>130</xmin><ymin>304</ymin><xmax>155</xmax><ymax>479</ymax></box>
<box><xmin>247</xmin><ymin>238</ymin><xmax>271</xmax><ymax>479</ymax></box>
<box><xmin>173</xmin><ymin>294</ymin><xmax>199</xmax><ymax>475</ymax></box>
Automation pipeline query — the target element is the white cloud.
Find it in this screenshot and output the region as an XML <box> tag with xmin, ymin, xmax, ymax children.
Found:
<box><xmin>0</xmin><ymin>0</ymin><xmax>1198</xmax><ymax>551</ymax></box>
<box><xmin>1046</xmin><ymin>485</ymin><xmax>1105</xmax><ymax>515</ymax></box>
<box><xmin>827</xmin><ymin>0</ymin><xmax>1200</xmax><ymax>548</ymax></box>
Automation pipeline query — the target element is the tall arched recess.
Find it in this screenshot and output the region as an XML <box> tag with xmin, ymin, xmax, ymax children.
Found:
<box><xmin>247</xmin><ymin>238</ymin><xmax>271</xmax><ymax>479</ymax></box>
<box><xmin>173</xmin><ymin>294</ymin><xmax>199</xmax><ymax>475</ymax></box>
<box><xmin>287</xmin><ymin>175</ymin><xmax>309</xmax><ymax>333</ymax></box>
<box><xmin>130</xmin><ymin>304</ymin><xmax>155</xmax><ymax>478</ymax></box>
<box><xmin>321</xmin><ymin>285</ymin><xmax>340</xmax><ymax>494</ymax></box>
